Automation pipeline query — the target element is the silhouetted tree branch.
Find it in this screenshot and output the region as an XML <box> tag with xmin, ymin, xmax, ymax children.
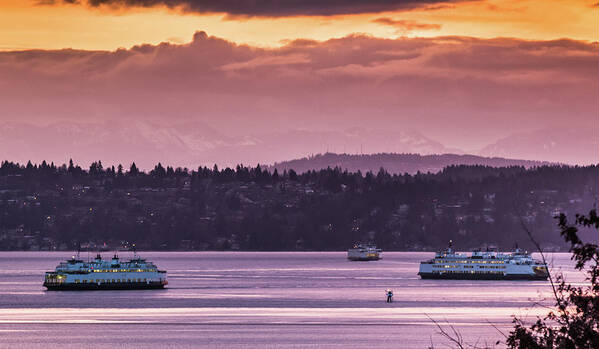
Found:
<box><xmin>507</xmin><ymin>209</ymin><xmax>599</xmax><ymax>348</ymax></box>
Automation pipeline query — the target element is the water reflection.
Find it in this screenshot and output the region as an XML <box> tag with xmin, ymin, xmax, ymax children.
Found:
<box><xmin>0</xmin><ymin>251</ymin><xmax>578</xmax><ymax>347</ymax></box>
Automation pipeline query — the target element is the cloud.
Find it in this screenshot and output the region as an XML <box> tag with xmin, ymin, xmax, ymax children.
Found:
<box><xmin>45</xmin><ymin>0</ymin><xmax>474</xmax><ymax>17</ymax></box>
<box><xmin>372</xmin><ymin>17</ymin><xmax>442</xmax><ymax>32</ymax></box>
<box><xmin>0</xmin><ymin>31</ymin><xmax>598</xmax><ymax>152</ymax></box>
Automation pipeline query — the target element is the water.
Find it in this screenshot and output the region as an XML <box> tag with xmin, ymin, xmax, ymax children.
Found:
<box><xmin>0</xmin><ymin>252</ymin><xmax>581</xmax><ymax>348</ymax></box>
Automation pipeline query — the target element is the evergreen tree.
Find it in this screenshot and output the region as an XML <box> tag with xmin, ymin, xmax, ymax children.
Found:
<box><xmin>288</xmin><ymin>169</ymin><xmax>298</xmax><ymax>181</ymax></box>
<box><xmin>152</xmin><ymin>163</ymin><xmax>166</xmax><ymax>177</ymax></box>
<box><xmin>129</xmin><ymin>162</ymin><xmax>139</xmax><ymax>176</ymax></box>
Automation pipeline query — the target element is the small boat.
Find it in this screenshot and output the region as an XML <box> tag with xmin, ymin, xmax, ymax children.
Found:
<box><xmin>347</xmin><ymin>243</ymin><xmax>382</xmax><ymax>261</ymax></box>
<box><xmin>43</xmin><ymin>252</ymin><xmax>167</xmax><ymax>290</ymax></box>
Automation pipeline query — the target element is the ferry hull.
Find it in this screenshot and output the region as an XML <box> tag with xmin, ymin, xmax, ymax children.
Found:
<box><xmin>418</xmin><ymin>272</ymin><xmax>548</xmax><ymax>281</ymax></box>
<box><xmin>347</xmin><ymin>255</ymin><xmax>381</xmax><ymax>261</ymax></box>
<box><xmin>44</xmin><ymin>281</ymin><xmax>166</xmax><ymax>291</ymax></box>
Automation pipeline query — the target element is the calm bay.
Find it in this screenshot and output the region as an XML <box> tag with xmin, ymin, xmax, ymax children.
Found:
<box><xmin>0</xmin><ymin>252</ymin><xmax>576</xmax><ymax>348</ymax></box>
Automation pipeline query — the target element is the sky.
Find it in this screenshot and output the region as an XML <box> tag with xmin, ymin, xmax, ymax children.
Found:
<box><xmin>1</xmin><ymin>0</ymin><xmax>598</xmax><ymax>165</ymax></box>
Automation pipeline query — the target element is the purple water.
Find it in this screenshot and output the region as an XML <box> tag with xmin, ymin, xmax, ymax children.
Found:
<box><xmin>0</xmin><ymin>252</ymin><xmax>580</xmax><ymax>348</ymax></box>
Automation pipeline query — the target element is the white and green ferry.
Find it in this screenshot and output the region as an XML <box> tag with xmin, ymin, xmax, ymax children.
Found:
<box><xmin>347</xmin><ymin>243</ymin><xmax>382</xmax><ymax>261</ymax></box>
<box><xmin>418</xmin><ymin>243</ymin><xmax>548</xmax><ymax>280</ymax></box>
<box><xmin>43</xmin><ymin>253</ymin><xmax>167</xmax><ymax>290</ymax></box>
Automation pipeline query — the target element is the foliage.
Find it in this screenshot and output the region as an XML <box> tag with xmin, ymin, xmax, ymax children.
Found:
<box><xmin>2</xmin><ymin>159</ymin><xmax>599</xmax><ymax>250</ymax></box>
<box><xmin>507</xmin><ymin>210</ymin><xmax>599</xmax><ymax>348</ymax></box>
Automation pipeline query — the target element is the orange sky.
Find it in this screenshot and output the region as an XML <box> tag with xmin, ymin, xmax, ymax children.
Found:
<box><xmin>1</xmin><ymin>0</ymin><xmax>598</xmax><ymax>51</ymax></box>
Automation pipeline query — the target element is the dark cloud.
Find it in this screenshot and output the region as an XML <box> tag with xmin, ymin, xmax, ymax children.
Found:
<box><xmin>48</xmin><ymin>0</ymin><xmax>474</xmax><ymax>16</ymax></box>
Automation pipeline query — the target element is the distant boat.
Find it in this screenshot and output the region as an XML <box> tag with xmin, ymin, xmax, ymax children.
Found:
<box><xmin>418</xmin><ymin>242</ymin><xmax>548</xmax><ymax>280</ymax></box>
<box><xmin>43</xmin><ymin>253</ymin><xmax>167</xmax><ymax>290</ymax></box>
<box><xmin>347</xmin><ymin>243</ymin><xmax>382</xmax><ymax>261</ymax></box>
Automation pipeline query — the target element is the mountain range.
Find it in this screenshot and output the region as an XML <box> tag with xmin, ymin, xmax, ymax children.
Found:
<box><xmin>0</xmin><ymin>121</ymin><xmax>592</xmax><ymax>171</ymax></box>
<box><xmin>0</xmin><ymin>121</ymin><xmax>458</xmax><ymax>169</ymax></box>
<box><xmin>479</xmin><ymin>128</ymin><xmax>599</xmax><ymax>165</ymax></box>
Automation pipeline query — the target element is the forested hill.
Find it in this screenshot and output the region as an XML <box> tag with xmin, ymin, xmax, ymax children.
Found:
<box><xmin>0</xmin><ymin>160</ymin><xmax>596</xmax><ymax>252</ymax></box>
<box><xmin>270</xmin><ymin>153</ymin><xmax>550</xmax><ymax>175</ymax></box>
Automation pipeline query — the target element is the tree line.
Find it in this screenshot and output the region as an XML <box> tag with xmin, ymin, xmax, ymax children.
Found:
<box><xmin>1</xmin><ymin>159</ymin><xmax>599</xmax><ymax>251</ymax></box>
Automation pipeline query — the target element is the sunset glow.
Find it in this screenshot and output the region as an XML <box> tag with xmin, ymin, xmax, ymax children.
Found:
<box><xmin>1</xmin><ymin>0</ymin><xmax>598</xmax><ymax>165</ymax></box>
<box><xmin>2</xmin><ymin>0</ymin><xmax>598</xmax><ymax>51</ymax></box>
<box><xmin>2</xmin><ymin>2</ymin><xmax>599</xmax><ymax>347</ymax></box>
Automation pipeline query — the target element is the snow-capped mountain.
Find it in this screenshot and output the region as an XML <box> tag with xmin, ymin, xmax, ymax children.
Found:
<box><xmin>479</xmin><ymin>128</ymin><xmax>599</xmax><ymax>165</ymax></box>
<box><xmin>0</xmin><ymin>121</ymin><xmax>461</xmax><ymax>169</ymax></box>
<box><xmin>5</xmin><ymin>121</ymin><xmax>584</xmax><ymax>170</ymax></box>
<box><xmin>0</xmin><ymin>121</ymin><xmax>228</xmax><ymax>169</ymax></box>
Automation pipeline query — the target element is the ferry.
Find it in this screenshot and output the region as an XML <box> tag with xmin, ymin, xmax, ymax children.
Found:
<box><xmin>418</xmin><ymin>242</ymin><xmax>548</xmax><ymax>280</ymax></box>
<box><xmin>43</xmin><ymin>252</ymin><xmax>167</xmax><ymax>290</ymax></box>
<box><xmin>347</xmin><ymin>243</ymin><xmax>382</xmax><ymax>261</ymax></box>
